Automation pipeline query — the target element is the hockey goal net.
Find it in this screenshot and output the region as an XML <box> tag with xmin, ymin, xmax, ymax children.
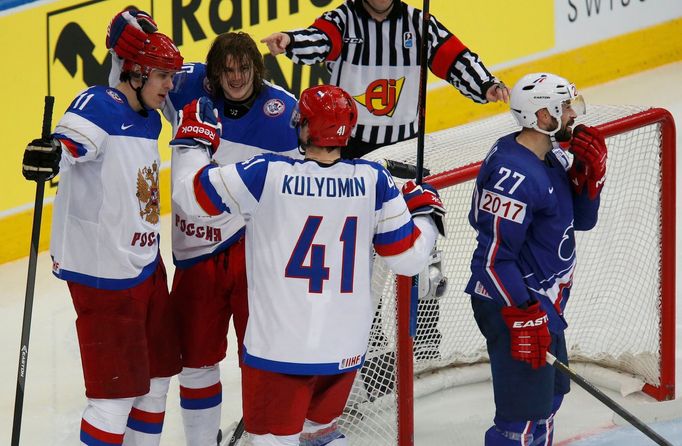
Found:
<box><xmin>338</xmin><ymin>106</ymin><xmax>676</xmax><ymax>445</ymax></box>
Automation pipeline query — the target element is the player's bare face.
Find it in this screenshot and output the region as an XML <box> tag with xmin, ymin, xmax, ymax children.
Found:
<box><xmin>141</xmin><ymin>69</ymin><xmax>175</xmax><ymax>109</ymax></box>
<box><xmin>221</xmin><ymin>55</ymin><xmax>254</xmax><ymax>102</ymax></box>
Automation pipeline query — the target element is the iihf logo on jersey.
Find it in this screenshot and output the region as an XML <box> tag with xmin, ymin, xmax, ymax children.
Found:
<box><xmin>136</xmin><ymin>161</ymin><xmax>160</xmax><ymax>224</ymax></box>
<box><xmin>339</xmin><ymin>355</ymin><xmax>362</xmax><ymax>370</ymax></box>
<box><xmin>403</xmin><ymin>32</ymin><xmax>414</xmax><ymax>48</ymax></box>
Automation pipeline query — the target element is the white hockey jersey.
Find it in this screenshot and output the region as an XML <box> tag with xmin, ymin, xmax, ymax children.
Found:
<box><xmin>50</xmin><ymin>86</ymin><xmax>163</xmax><ymax>290</ymax></box>
<box><xmin>163</xmin><ymin>63</ymin><xmax>301</xmax><ymax>268</ymax></box>
<box><xmin>173</xmin><ymin>150</ymin><xmax>438</xmax><ymax>374</ymax></box>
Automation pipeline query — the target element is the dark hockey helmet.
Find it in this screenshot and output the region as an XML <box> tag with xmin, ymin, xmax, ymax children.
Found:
<box><xmin>122</xmin><ymin>32</ymin><xmax>184</xmax><ymax>79</ymax></box>
<box><xmin>294</xmin><ymin>85</ymin><xmax>358</xmax><ymax>147</ymax></box>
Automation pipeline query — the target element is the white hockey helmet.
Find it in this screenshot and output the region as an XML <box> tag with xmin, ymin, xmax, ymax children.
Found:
<box><xmin>510</xmin><ymin>73</ymin><xmax>585</xmax><ymax>135</ymax></box>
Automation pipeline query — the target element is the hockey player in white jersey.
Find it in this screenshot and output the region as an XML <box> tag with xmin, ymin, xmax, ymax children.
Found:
<box><xmin>170</xmin><ymin>85</ymin><xmax>445</xmax><ymax>446</ymax></box>
<box><xmin>21</xmin><ymin>29</ymin><xmax>184</xmax><ymax>446</ymax></box>
<box><xmin>262</xmin><ymin>0</ymin><xmax>501</xmax><ymax>385</ymax></box>
<box><xmin>106</xmin><ymin>11</ymin><xmax>300</xmax><ymax>444</ymax></box>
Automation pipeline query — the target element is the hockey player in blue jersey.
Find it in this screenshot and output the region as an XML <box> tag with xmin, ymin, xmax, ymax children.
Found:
<box><xmin>106</xmin><ymin>10</ymin><xmax>300</xmax><ymax>445</ymax></box>
<box><xmin>465</xmin><ymin>72</ymin><xmax>608</xmax><ymax>445</ymax></box>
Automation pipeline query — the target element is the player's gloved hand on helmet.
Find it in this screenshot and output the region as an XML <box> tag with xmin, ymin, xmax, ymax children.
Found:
<box><xmin>106</xmin><ymin>9</ymin><xmax>158</xmax><ymax>60</ymax></box>
<box><xmin>402</xmin><ymin>180</ymin><xmax>446</xmax><ymax>236</ymax></box>
<box><xmin>22</xmin><ymin>137</ymin><xmax>62</xmax><ymax>182</ymax></box>
<box><xmin>501</xmin><ymin>302</ymin><xmax>551</xmax><ymax>369</ymax></box>
<box><xmin>171</xmin><ymin>97</ymin><xmax>222</xmax><ymax>152</ymax></box>
<box><xmin>568</xmin><ymin>125</ymin><xmax>607</xmax><ymax>200</ymax></box>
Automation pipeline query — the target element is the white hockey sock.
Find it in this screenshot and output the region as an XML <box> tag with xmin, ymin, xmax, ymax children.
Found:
<box><xmin>81</xmin><ymin>397</ymin><xmax>135</xmax><ymax>445</ymax></box>
<box><xmin>178</xmin><ymin>366</ymin><xmax>222</xmax><ymax>446</ymax></box>
<box><xmin>123</xmin><ymin>377</ymin><xmax>170</xmax><ymax>446</ymax></box>
<box><xmin>300</xmin><ymin>419</ymin><xmax>347</xmax><ymax>446</ymax></box>
<box><xmin>249</xmin><ymin>432</ymin><xmax>300</xmax><ymax>446</ymax></box>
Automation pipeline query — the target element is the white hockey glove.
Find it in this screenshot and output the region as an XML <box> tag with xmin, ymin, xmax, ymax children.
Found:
<box><xmin>418</xmin><ymin>248</ymin><xmax>448</xmax><ymax>300</ymax></box>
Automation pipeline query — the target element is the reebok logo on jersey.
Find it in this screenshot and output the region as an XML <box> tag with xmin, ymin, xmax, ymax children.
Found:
<box><xmin>121</xmin><ymin>123</ymin><xmax>134</xmax><ymax>130</ymax></box>
<box><xmin>181</xmin><ymin>125</ymin><xmax>216</xmax><ymax>140</ymax></box>
<box><xmin>354</xmin><ymin>77</ymin><xmax>405</xmax><ymax>117</ymax></box>
<box><xmin>512</xmin><ymin>314</ymin><xmax>548</xmax><ymax>328</ymax></box>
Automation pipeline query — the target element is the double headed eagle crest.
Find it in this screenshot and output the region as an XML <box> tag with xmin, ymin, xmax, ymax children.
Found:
<box><xmin>136</xmin><ymin>161</ymin><xmax>160</xmax><ymax>224</ymax></box>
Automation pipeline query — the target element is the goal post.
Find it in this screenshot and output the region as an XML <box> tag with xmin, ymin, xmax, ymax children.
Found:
<box><xmin>339</xmin><ymin>106</ymin><xmax>676</xmax><ymax>446</ymax></box>
<box><xmin>595</xmin><ymin>108</ymin><xmax>676</xmax><ymax>402</ymax></box>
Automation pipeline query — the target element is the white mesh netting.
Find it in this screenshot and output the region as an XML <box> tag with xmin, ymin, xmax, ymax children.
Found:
<box><xmin>337</xmin><ymin>105</ymin><xmax>672</xmax><ymax>445</ymax></box>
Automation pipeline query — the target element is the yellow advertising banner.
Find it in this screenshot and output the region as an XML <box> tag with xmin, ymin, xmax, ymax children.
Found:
<box><xmin>1</xmin><ymin>0</ymin><xmax>552</xmax><ymax>214</ymax></box>
<box><xmin>8</xmin><ymin>0</ymin><xmax>679</xmax><ymax>264</ymax></box>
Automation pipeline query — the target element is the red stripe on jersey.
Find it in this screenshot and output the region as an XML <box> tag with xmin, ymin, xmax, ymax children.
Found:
<box><xmin>179</xmin><ymin>382</ymin><xmax>222</xmax><ymax>399</ymax></box>
<box><xmin>522</xmin><ymin>421</ymin><xmax>534</xmax><ymax>445</ymax></box>
<box><xmin>431</xmin><ymin>35</ymin><xmax>467</xmax><ymax>80</ymax></box>
<box><xmin>81</xmin><ymin>418</ymin><xmax>124</xmax><ymax>444</ymax></box>
<box><xmin>375</xmin><ymin>225</ymin><xmax>421</xmax><ymax>257</ymax></box>
<box><xmin>193</xmin><ymin>166</ymin><xmax>222</xmax><ymax>216</ymax></box>
<box><xmin>128</xmin><ymin>407</ymin><xmax>165</xmax><ymax>423</ymax></box>
<box><xmin>488</xmin><ymin>217</ymin><xmax>514</xmax><ymax>306</ymax></box>
<box><xmin>554</xmin><ymin>280</ymin><xmax>572</xmax><ymax>314</ymax></box>
<box><xmin>60</xmin><ymin>138</ymin><xmax>82</xmax><ymax>158</ymax></box>
<box><xmin>312</xmin><ymin>17</ymin><xmax>343</xmax><ymax>61</ymax></box>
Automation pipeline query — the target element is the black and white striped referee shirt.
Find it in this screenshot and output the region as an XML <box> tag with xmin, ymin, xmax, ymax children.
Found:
<box><xmin>285</xmin><ymin>0</ymin><xmax>498</xmax><ymax>147</ymax></box>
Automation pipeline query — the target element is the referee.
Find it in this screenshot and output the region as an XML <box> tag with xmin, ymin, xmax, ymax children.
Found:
<box><xmin>262</xmin><ymin>0</ymin><xmax>509</xmax><ymax>158</ymax></box>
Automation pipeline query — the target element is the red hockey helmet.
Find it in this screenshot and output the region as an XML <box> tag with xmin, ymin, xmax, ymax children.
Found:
<box><xmin>122</xmin><ymin>32</ymin><xmax>184</xmax><ymax>78</ymax></box>
<box><xmin>296</xmin><ymin>85</ymin><xmax>358</xmax><ymax>147</ymax></box>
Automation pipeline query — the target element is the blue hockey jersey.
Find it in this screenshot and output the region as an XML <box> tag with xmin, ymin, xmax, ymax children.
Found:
<box><xmin>163</xmin><ymin>63</ymin><xmax>301</xmax><ymax>267</ymax></box>
<box><xmin>465</xmin><ymin>133</ymin><xmax>600</xmax><ymax>332</ymax></box>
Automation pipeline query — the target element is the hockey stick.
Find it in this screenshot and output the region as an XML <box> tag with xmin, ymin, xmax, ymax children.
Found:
<box><xmin>11</xmin><ymin>95</ymin><xmax>55</xmax><ymax>446</ymax></box>
<box><xmin>224</xmin><ymin>418</ymin><xmax>245</xmax><ymax>446</ymax></box>
<box><xmin>546</xmin><ymin>352</ymin><xmax>672</xmax><ymax>446</ymax></box>
<box><xmin>381</xmin><ymin>159</ymin><xmax>430</xmax><ymax>179</ymax></box>
<box><xmin>415</xmin><ymin>0</ymin><xmax>430</xmax><ymax>184</ymax></box>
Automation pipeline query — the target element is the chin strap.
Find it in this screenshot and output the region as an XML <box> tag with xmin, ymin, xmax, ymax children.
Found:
<box><xmin>129</xmin><ymin>77</ymin><xmax>150</xmax><ymax>117</ymax></box>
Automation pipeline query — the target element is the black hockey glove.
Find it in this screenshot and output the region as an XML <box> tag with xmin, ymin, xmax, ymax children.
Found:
<box><xmin>22</xmin><ymin>138</ymin><xmax>61</xmax><ymax>182</ymax></box>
